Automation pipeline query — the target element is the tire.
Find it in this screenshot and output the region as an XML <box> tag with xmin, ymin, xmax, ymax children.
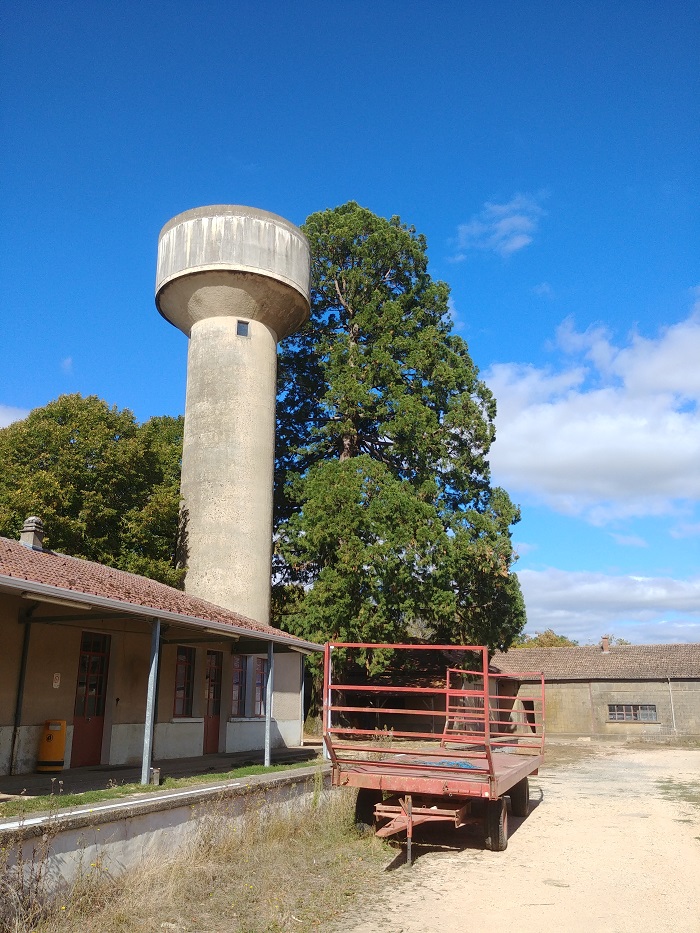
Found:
<box><xmin>485</xmin><ymin>797</ymin><xmax>508</xmax><ymax>851</ymax></box>
<box><xmin>354</xmin><ymin>788</ymin><xmax>382</xmax><ymax>828</ymax></box>
<box><xmin>509</xmin><ymin>777</ymin><xmax>530</xmax><ymax>818</ymax></box>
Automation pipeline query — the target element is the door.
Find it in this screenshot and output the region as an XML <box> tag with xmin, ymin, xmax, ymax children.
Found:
<box><xmin>72</xmin><ymin>631</ymin><xmax>111</xmax><ymax>767</ymax></box>
<box><xmin>203</xmin><ymin>650</ymin><xmax>222</xmax><ymax>754</ymax></box>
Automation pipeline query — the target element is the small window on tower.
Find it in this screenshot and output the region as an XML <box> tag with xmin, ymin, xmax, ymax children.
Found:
<box><xmin>237</xmin><ymin>320</ymin><xmax>249</xmax><ymax>337</ymax></box>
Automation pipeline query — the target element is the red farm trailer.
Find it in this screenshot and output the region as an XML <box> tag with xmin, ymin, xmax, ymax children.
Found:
<box><xmin>322</xmin><ymin>642</ymin><xmax>545</xmax><ymax>865</ymax></box>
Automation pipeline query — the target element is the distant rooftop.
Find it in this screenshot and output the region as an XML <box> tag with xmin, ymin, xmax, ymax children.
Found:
<box><xmin>491</xmin><ymin>644</ymin><xmax>700</xmax><ymax>680</ymax></box>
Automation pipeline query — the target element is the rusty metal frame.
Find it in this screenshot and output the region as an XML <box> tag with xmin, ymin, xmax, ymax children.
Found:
<box><xmin>323</xmin><ymin>642</ymin><xmax>545</xmax><ymax>860</ymax></box>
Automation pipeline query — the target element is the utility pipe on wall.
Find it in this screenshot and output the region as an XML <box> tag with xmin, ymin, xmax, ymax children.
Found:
<box><xmin>10</xmin><ymin>606</ymin><xmax>34</xmax><ymax>774</ymax></box>
<box><xmin>667</xmin><ymin>678</ymin><xmax>677</xmax><ymax>734</ymax></box>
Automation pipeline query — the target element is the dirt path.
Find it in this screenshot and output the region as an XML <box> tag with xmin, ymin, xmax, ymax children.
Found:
<box><xmin>334</xmin><ymin>744</ymin><xmax>700</xmax><ymax>933</ymax></box>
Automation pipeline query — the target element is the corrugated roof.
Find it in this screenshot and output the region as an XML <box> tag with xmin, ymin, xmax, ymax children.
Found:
<box><xmin>0</xmin><ymin>536</ymin><xmax>319</xmax><ymax>650</ymax></box>
<box><xmin>491</xmin><ymin>644</ymin><xmax>700</xmax><ymax>680</ymax></box>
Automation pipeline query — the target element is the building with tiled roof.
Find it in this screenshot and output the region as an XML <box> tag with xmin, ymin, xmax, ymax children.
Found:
<box><xmin>0</xmin><ymin>534</ymin><xmax>317</xmax><ymax>648</ymax></box>
<box><xmin>0</xmin><ymin>519</ymin><xmax>321</xmax><ymax>780</ymax></box>
<box><xmin>492</xmin><ymin>643</ymin><xmax>700</xmax><ymax>681</ymax></box>
<box><xmin>491</xmin><ymin>638</ymin><xmax>700</xmax><ymax>738</ymax></box>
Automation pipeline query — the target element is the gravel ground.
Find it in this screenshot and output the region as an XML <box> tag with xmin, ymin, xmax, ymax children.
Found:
<box><xmin>334</xmin><ymin>742</ymin><xmax>700</xmax><ymax>933</ymax></box>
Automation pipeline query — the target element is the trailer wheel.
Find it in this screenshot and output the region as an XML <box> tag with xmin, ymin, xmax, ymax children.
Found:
<box><xmin>485</xmin><ymin>798</ymin><xmax>508</xmax><ymax>851</ymax></box>
<box><xmin>355</xmin><ymin>788</ymin><xmax>382</xmax><ymax>828</ymax></box>
<box><xmin>509</xmin><ymin>777</ymin><xmax>530</xmax><ymax>818</ymax></box>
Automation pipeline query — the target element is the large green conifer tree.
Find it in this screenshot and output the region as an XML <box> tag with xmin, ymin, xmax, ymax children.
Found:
<box><xmin>273</xmin><ymin>202</ymin><xmax>525</xmax><ymax>661</ymax></box>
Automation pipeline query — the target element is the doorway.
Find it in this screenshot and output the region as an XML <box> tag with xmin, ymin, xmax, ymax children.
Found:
<box><xmin>72</xmin><ymin>631</ymin><xmax>111</xmax><ymax>767</ymax></box>
<box><xmin>203</xmin><ymin>650</ymin><xmax>222</xmax><ymax>754</ymax></box>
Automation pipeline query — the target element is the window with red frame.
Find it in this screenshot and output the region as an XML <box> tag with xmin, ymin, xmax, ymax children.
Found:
<box><xmin>173</xmin><ymin>646</ymin><xmax>195</xmax><ymax>717</ymax></box>
<box><xmin>231</xmin><ymin>655</ymin><xmax>248</xmax><ymax>717</ymax></box>
<box><xmin>254</xmin><ymin>657</ymin><xmax>268</xmax><ymax>717</ymax></box>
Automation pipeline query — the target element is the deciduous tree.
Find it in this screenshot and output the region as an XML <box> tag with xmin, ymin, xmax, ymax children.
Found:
<box><xmin>0</xmin><ymin>394</ymin><xmax>184</xmax><ymax>586</ymax></box>
<box><xmin>512</xmin><ymin>629</ymin><xmax>579</xmax><ymax>648</ymax></box>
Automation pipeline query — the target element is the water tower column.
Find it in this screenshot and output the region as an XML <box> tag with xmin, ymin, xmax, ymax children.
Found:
<box><xmin>155</xmin><ymin>206</ymin><xmax>310</xmax><ymax>623</ymax></box>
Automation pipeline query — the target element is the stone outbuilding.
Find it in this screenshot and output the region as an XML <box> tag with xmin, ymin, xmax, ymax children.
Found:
<box><xmin>491</xmin><ymin>639</ymin><xmax>700</xmax><ymax>739</ymax></box>
<box><xmin>0</xmin><ymin>521</ymin><xmax>320</xmax><ymax>779</ymax></box>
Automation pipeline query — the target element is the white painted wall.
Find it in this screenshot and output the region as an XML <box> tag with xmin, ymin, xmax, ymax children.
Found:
<box><xmin>154</xmin><ymin>721</ymin><xmax>204</xmax><ymax>759</ymax></box>
<box><xmin>225</xmin><ymin>717</ymin><xmax>300</xmax><ymax>753</ymax></box>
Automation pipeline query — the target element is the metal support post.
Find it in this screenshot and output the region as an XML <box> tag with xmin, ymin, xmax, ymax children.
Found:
<box><xmin>323</xmin><ymin>643</ymin><xmax>332</xmax><ymax>760</ymax></box>
<box><xmin>299</xmin><ymin>653</ymin><xmax>305</xmax><ymax>746</ymax></box>
<box><xmin>403</xmin><ymin>795</ymin><xmax>413</xmax><ymax>867</ymax></box>
<box><xmin>264</xmin><ymin>641</ymin><xmax>274</xmax><ymax>767</ymax></box>
<box><xmin>141</xmin><ymin>618</ymin><xmax>161</xmax><ymax>785</ymax></box>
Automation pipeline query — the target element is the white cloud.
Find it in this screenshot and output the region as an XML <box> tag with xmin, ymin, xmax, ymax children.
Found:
<box><xmin>609</xmin><ymin>533</ymin><xmax>648</xmax><ymax>548</ymax></box>
<box><xmin>533</xmin><ymin>282</ymin><xmax>555</xmax><ymax>299</ymax></box>
<box><xmin>452</xmin><ymin>193</ymin><xmax>545</xmax><ymax>260</ymax></box>
<box><xmin>513</xmin><ymin>540</ymin><xmax>538</xmax><ymax>557</ymax></box>
<box><xmin>518</xmin><ymin>567</ymin><xmax>700</xmax><ymax>644</ymax></box>
<box><xmin>446</xmin><ymin>296</ymin><xmax>462</xmax><ymax>328</ymax></box>
<box><xmin>670</xmin><ymin>522</ymin><xmax>700</xmax><ymax>539</ymax></box>
<box><xmin>486</xmin><ymin>301</ymin><xmax>700</xmax><ymax>522</ymax></box>
<box><xmin>0</xmin><ymin>404</ymin><xmax>29</xmax><ymax>428</ymax></box>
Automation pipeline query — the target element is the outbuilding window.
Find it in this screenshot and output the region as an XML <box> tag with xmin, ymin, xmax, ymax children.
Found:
<box><xmin>608</xmin><ymin>703</ymin><xmax>657</xmax><ymax>722</ymax></box>
<box><xmin>173</xmin><ymin>646</ymin><xmax>196</xmax><ymax>717</ymax></box>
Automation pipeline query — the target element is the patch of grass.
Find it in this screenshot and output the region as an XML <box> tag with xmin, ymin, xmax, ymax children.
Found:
<box><xmin>657</xmin><ymin>778</ymin><xmax>700</xmax><ymax>812</ymax></box>
<box><xmin>24</xmin><ymin>789</ymin><xmax>388</xmax><ymax>933</ymax></box>
<box><xmin>0</xmin><ymin>759</ymin><xmax>322</xmax><ymax>820</ymax></box>
<box><xmin>539</xmin><ymin>744</ymin><xmax>602</xmax><ymax>771</ymax></box>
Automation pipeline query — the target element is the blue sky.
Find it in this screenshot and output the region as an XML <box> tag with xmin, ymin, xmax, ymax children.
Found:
<box><xmin>2</xmin><ymin>1</ymin><xmax>699</xmax><ymax>644</ymax></box>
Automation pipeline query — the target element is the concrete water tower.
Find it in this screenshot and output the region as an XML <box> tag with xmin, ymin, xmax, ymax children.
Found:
<box><xmin>155</xmin><ymin>206</ymin><xmax>310</xmax><ymax>623</ymax></box>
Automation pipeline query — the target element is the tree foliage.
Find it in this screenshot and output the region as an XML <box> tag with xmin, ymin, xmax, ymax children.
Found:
<box><xmin>512</xmin><ymin>628</ymin><xmax>580</xmax><ymax>648</ymax></box>
<box><xmin>0</xmin><ymin>394</ymin><xmax>184</xmax><ymax>586</ymax></box>
<box><xmin>273</xmin><ymin>202</ymin><xmax>525</xmax><ymax>661</ymax></box>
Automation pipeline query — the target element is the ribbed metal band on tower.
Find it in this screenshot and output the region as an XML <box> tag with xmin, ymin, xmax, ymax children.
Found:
<box><xmin>155</xmin><ymin>205</ymin><xmax>311</xmax><ymax>623</ymax></box>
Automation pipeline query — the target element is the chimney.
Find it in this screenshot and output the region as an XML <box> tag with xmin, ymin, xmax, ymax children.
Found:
<box><xmin>601</xmin><ymin>635</ymin><xmax>610</xmax><ymax>653</ymax></box>
<box><xmin>20</xmin><ymin>516</ymin><xmax>45</xmax><ymax>550</ymax></box>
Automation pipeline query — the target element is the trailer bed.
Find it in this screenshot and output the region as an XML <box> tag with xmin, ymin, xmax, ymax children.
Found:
<box><xmin>335</xmin><ymin>748</ymin><xmax>543</xmax><ymax>798</ymax></box>
<box><xmin>323</xmin><ymin>642</ymin><xmax>545</xmax><ymax>860</ymax></box>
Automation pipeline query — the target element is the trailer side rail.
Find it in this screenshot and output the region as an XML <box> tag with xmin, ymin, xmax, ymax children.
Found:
<box><xmin>323</xmin><ymin>642</ymin><xmax>545</xmax><ymax>799</ymax></box>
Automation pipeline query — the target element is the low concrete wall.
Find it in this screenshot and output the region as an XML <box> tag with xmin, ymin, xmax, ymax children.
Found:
<box><xmin>1</xmin><ymin>765</ymin><xmax>330</xmax><ymax>889</ymax></box>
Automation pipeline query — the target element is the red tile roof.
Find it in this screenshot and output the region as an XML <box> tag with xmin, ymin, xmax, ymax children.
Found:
<box><xmin>491</xmin><ymin>644</ymin><xmax>700</xmax><ymax>680</ymax></box>
<box><xmin>0</xmin><ymin>536</ymin><xmax>318</xmax><ymax>649</ymax></box>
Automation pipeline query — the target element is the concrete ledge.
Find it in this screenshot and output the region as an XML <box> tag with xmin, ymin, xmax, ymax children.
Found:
<box><xmin>1</xmin><ymin>763</ymin><xmax>332</xmax><ymax>888</ymax></box>
<box><xmin>0</xmin><ymin>763</ymin><xmax>330</xmax><ymax>841</ymax></box>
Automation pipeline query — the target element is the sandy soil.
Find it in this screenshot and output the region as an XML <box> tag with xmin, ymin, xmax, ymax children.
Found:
<box><xmin>335</xmin><ymin>743</ymin><xmax>700</xmax><ymax>933</ymax></box>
